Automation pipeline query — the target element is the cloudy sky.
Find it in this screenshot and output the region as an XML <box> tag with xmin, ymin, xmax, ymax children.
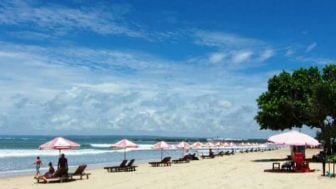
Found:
<box><xmin>0</xmin><ymin>0</ymin><xmax>334</xmax><ymax>138</ymax></box>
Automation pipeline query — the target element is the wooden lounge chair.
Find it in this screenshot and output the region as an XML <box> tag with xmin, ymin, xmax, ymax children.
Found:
<box><xmin>149</xmin><ymin>157</ymin><xmax>172</xmax><ymax>167</ymax></box>
<box><xmin>215</xmin><ymin>151</ymin><xmax>224</xmax><ymax>157</ymax></box>
<box><xmin>104</xmin><ymin>160</ymin><xmax>128</xmax><ymax>172</ymax></box>
<box><xmin>68</xmin><ymin>164</ymin><xmax>91</xmax><ymax>180</ymax></box>
<box><xmin>35</xmin><ymin>168</ymin><xmax>68</xmax><ymax>183</ymax></box>
<box><xmin>125</xmin><ymin>159</ymin><xmax>137</xmax><ymax>172</ymax></box>
<box><xmin>172</xmin><ymin>155</ymin><xmax>190</xmax><ymax>164</ymax></box>
<box><xmin>201</xmin><ymin>153</ymin><xmax>215</xmax><ymax>159</ymax></box>
<box><xmin>117</xmin><ymin>159</ymin><xmax>137</xmax><ymax>172</ymax></box>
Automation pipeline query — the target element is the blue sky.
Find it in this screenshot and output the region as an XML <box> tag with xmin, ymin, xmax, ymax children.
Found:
<box><xmin>0</xmin><ymin>0</ymin><xmax>334</xmax><ymax>138</ymax></box>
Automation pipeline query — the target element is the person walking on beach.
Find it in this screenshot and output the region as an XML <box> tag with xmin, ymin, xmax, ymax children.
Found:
<box><xmin>57</xmin><ymin>153</ymin><xmax>68</xmax><ymax>176</ymax></box>
<box><xmin>34</xmin><ymin>156</ymin><xmax>42</xmax><ymax>178</ymax></box>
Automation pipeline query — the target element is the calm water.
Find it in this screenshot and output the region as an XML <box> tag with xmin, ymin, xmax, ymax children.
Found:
<box><xmin>0</xmin><ymin>135</ymin><xmax>269</xmax><ymax>176</ymax></box>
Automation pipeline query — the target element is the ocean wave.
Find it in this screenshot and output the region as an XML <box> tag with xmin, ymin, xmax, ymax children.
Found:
<box><xmin>0</xmin><ymin>144</ymin><xmax>155</xmax><ymax>158</ymax></box>
<box><xmin>0</xmin><ymin>149</ymin><xmax>117</xmax><ymax>158</ymax></box>
<box><xmin>90</xmin><ymin>144</ymin><xmax>111</xmax><ymax>148</ymax></box>
<box><xmin>90</xmin><ymin>144</ymin><xmax>153</xmax><ymax>150</ymax></box>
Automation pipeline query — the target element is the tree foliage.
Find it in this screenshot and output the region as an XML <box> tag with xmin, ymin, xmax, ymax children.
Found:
<box><xmin>255</xmin><ymin>65</ymin><xmax>336</xmax><ymax>151</ymax></box>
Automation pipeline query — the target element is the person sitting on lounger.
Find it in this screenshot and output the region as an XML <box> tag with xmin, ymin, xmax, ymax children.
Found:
<box><xmin>58</xmin><ymin>153</ymin><xmax>68</xmax><ymax>176</ymax></box>
<box><xmin>209</xmin><ymin>149</ymin><xmax>214</xmax><ymax>158</ymax></box>
<box><xmin>39</xmin><ymin>162</ymin><xmax>55</xmax><ymax>183</ymax></box>
<box><xmin>44</xmin><ymin>162</ymin><xmax>55</xmax><ymax>177</ymax></box>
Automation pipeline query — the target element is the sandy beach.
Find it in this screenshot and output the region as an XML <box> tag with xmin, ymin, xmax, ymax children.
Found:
<box><xmin>0</xmin><ymin>148</ymin><xmax>333</xmax><ymax>189</ymax></box>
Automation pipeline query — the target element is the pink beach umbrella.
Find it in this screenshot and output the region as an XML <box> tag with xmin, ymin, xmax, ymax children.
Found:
<box><xmin>191</xmin><ymin>141</ymin><xmax>204</xmax><ymax>156</ymax></box>
<box><xmin>204</xmin><ymin>142</ymin><xmax>215</xmax><ymax>149</ymax></box>
<box><xmin>39</xmin><ymin>137</ymin><xmax>80</xmax><ymax>154</ymax></box>
<box><xmin>111</xmin><ymin>139</ymin><xmax>138</xmax><ymax>160</ymax></box>
<box><xmin>152</xmin><ymin>141</ymin><xmax>170</xmax><ymax>160</ymax></box>
<box><xmin>176</xmin><ymin>141</ymin><xmax>190</xmax><ymax>156</ymax></box>
<box><xmin>215</xmin><ymin>142</ymin><xmax>222</xmax><ymax>150</ymax></box>
<box><xmin>176</xmin><ymin>141</ymin><xmax>190</xmax><ymax>149</ymax></box>
<box><xmin>268</xmin><ymin>130</ymin><xmax>320</xmax><ymax>146</ymax></box>
<box><xmin>191</xmin><ymin>141</ymin><xmax>204</xmax><ymax>149</ymax></box>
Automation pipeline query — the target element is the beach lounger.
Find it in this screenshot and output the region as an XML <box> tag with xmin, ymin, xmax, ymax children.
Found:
<box><xmin>120</xmin><ymin>159</ymin><xmax>137</xmax><ymax>172</ymax></box>
<box><xmin>68</xmin><ymin>164</ymin><xmax>91</xmax><ymax>180</ymax></box>
<box><xmin>172</xmin><ymin>155</ymin><xmax>190</xmax><ymax>164</ymax></box>
<box><xmin>35</xmin><ymin>168</ymin><xmax>68</xmax><ymax>183</ymax></box>
<box><xmin>149</xmin><ymin>157</ymin><xmax>171</xmax><ymax>167</ymax></box>
<box><xmin>104</xmin><ymin>159</ymin><xmax>128</xmax><ymax>172</ymax></box>
<box><xmin>201</xmin><ymin>154</ymin><xmax>215</xmax><ymax>159</ymax></box>
<box><xmin>215</xmin><ymin>151</ymin><xmax>225</xmax><ymax>157</ymax></box>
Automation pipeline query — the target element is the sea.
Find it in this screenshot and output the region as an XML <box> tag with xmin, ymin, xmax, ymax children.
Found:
<box><xmin>0</xmin><ymin>135</ymin><xmax>270</xmax><ymax>177</ymax></box>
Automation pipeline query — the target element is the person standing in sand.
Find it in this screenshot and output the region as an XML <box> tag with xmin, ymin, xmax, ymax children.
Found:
<box><xmin>57</xmin><ymin>153</ymin><xmax>68</xmax><ymax>176</ymax></box>
<box><xmin>33</xmin><ymin>156</ymin><xmax>42</xmax><ymax>178</ymax></box>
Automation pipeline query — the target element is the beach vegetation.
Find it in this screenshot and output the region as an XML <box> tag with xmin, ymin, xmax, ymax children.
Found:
<box><xmin>255</xmin><ymin>64</ymin><xmax>336</xmax><ymax>154</ymax></box>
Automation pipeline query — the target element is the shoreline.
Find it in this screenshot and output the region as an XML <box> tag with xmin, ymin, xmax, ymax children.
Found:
<box><xmin>1</xmin><ymin>148</ymin><xmax>332</xmax><ymax>189</ymax></box>
<box><xmin>0</xmin><ymin>145</ymin><xmax>273</xmax><ymax>178</ymax></box>
<box><xmin>0</xmin><ymin>158</ymin><xmax>157</xmax><ymax>179</ymax></box>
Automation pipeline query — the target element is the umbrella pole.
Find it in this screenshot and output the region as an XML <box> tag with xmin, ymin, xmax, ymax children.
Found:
<box><xmin>124</xmin><ymin>148</ymin><xmax>126</xmax><ymax>160</ymax></box>
<box><xmin>161</xmin><ymin>149</ymin><xmax>163</xmax><ymax>160</ymax></box>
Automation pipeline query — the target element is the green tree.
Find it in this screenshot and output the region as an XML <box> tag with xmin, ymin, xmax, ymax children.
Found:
<box><xmin>255</xmin><ymin>65</ymin><xmax>336</xmax><ymax>153</ymax></box>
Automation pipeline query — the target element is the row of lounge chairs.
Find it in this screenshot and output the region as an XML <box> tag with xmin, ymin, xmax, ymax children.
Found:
<box><xmin>104</xmin><ymin>159</ymin><xmax>137</xmax><ymax>172</ymax></box>
<box><xmin>35</xmin><ymin>164</ymin><xmax>91</xmax><ymax>183</ymax></box>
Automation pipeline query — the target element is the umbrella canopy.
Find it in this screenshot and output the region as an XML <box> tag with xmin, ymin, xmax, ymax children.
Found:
<box><xmin>111</xmin><ymin>139</ymin><xmax>138</xmax><ymax>160</ymax></box>
<box><xmin>152</xmin><ymin>141</ymin><xmax>170</xmax><ymax>160</ymax></box>
<box><xmin>176</xmin><ymin>141</ymin><xmax>190</xmax><ymax>156</ymax></box>
<box><xmin>39</xmin><ymin>137</ymin><xmax>80</xmax><ymax>154</ymax></box>
<box><xmin>204</xmin><ymin>142</ymin><xmax>215</xmax><ymax>148</ymax></box>
<box><xmin>176</xmin><ymin>141</ymin><xmax>190</xmax><ymax>149</ymax></box>
<box><xmin>153</xmin><ymin>141</ymin><xmax>170</xmax><ymax>149</ymax></box>
<box><xmin>268</xmin><ymin>130</ymin><xmax>320</xmax><ymax>146</ymax></box>
<box><xmin>215</xmin><ymin>142</ymin><xmax>222</xmax><ymax>147</ymax></box>
<box><xmin>191</xmin><ymin>141</ymin><xmax>204</xmax><ymax>149</ymax></box>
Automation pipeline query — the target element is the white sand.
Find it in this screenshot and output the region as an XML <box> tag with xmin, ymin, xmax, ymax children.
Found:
<box><xmin>1</xmin><ymin>148</ymin><xmax>333</xmax><ymax>189</ymax></box>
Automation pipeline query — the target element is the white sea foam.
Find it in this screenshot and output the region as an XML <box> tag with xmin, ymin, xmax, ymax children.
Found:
<box><xmin>0</xmin><ymin>149</ymin><xmax>115</xmax><ymax>158</ymax></box>
<box><xmin>0</xmin><ymin>144</ymin><xmax>154</xmax><ymax>158</ymax></box>
<box><xmin>90</xmin><ymin>143</ymin><xmax>111</xmax><ymax>148</ymax></box>
<box><xmin>90</xmin><ymin>144</ymin><xmax>153</xmax><ymax>150</ymax></box>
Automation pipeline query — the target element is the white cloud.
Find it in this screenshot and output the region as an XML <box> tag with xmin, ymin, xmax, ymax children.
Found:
<box><xmin>193</xmin><ymin>30</ymin><xmax>275</xmax><ymax>66</ymax></box>
<box><xmin>306</xmin><ymin>42</ymin><xmax>317</xmax><ymax>52</ymax></box>
<box><xmin>231</xmin><ymin>51</ymin><xmax>253</xmax><ymax>64</ymax></box>
<box><xmin>209</xmin><ymin>52</ymin><xmax>226</xmax><ymax>63</ymax></box>
<box><xmin>194</xmin><ymin>31</ymin><xmax>263</xmax><ymax>48</ymax></box>
<box><xmin>285</xmin><ymin>48</ymin><xmax>295</xmax><ymax>56</ymax></box>
<box><xmin>0</xmin><ymin>84</ymin><xmax>267</xmax><ymax>137</ymax></box>
<box><xmin>0</xmin><ymin>41</ymin><xmax>270</xmax><ymax>137</ymax></box>
<box><xmin>0</xmin><ymin>1</ymin><xmax>144</xmax><ymax>38</ymax></box>
<box><xmin>258</xmin><ymin>49</ymin><xmax>274</xmax><ymax>62</ymax></box>
<box><xmin>295</xmin><ymin>56</ymin><xmax>335</xmax><ymax>65</ymax></box>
